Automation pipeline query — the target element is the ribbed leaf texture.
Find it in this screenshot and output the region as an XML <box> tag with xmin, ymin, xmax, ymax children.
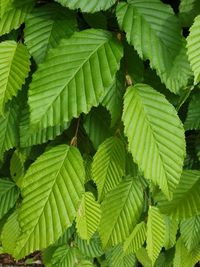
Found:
<box><xmin>180</xmin><ymin>215</ymin><xmax>200</xmax><ymax>251</ymax></box>
<box><xmin>76</xmin><ymin>192</ymin><xmax>101</xmax><ymax>241</ymax></box>
<box><xmin>99</xmin><ymin>178</ymin><xmax>143</xmax><ymax>248</ymax></box>
<box><xmin>20</xmin><ymin>106</ymin><xmax>70</xmax><ymax>147</ymax></box>
<box><xmin>0</xmin><ymin>41</ymin><xmax>30</xmax><ymax>113</ymax></box>
<box><xmin>28</xmin><ymin>29</ymin><xmax>122</xmax><ymax>130</ymax></box>
<box><xmin>24</xmin><ymin>3</ymin><xmax>77</xmax><ymax>64</ymax></box>
<box><xmin>123</xmin><ymin>221</ymin><xmax>146</xmax><ymax>255</ymax></box>
<box><xmin>179</xmin><ymin>0</ymin><xmax>200</xmax><ymax>27</ymax></box>
<box><xmin>184</xmin><ymin>93</ymin><xmax>200</xmax><ymax>130</ymax></box>
<box><xmin>83</xmin><ymin>106</ymin><xmax>111</xmax><ymax>150</ymax></box>
<box><xmin>0</xmin><ymin>100</ymin><xmax>19</xmax><ymax>159</ymax></box>
<box><xmin>0</xmin><ymin>0</ymin><xmax>34</xmax><ymax>36</ymax></box>
<box><xmin>116</xmin><ymin>0</ymin><xmax>190</xmax><ymax>94</ymax></box>
<box><xmin>163</xmin><ymin>216</ymin><xmax>178</xmax><ymax>250</ymax></box>
<box><xmin>51</xmin><ymin>245</ymin><xmax>80</xmax><ymax>267</ymax></box>
<box><xmin>1</xmin><ymin>210</ymin><xmax>20</xmax><ymax>255</ymax></box>
<box><xmin>14</xmin><ymin>145</ymin><xmax>85</xmax><ymax>259</ymax></box>
<box><xmin>106</xmin><ymin>244</ymin><xmax>136</xmax><ymax>267</ymax></box>
<box><xmin>146</xmin><ymin>207</ymin><xmax>165</xmax><ymax>265</ymax></box>
<box><xmin>187</xmin><ymin>14</ymin><xmax>200</xmax><ymax>85</ymax></box>
<box><xmin>92</xmin><ymin>137</ymin><xmax>125</xmax><ymax>201</ymax></box>
<box><xmin>174</xmin><ymin>238</ymin><xmax>200</xmax><ymax>267</ymax></box>
<box><xmin>0</xmin><ymin>0</ymin><xmax>12</xmax><ymax>17</ymax></box>
<box><xmin>55</xmin><ymin>0</ymin><xmax>116</xmax><ymax>13</ymax></box>
<box><xmin>75</xmin><ymin>234</ymin><xmax>104</xmax><ymax>258</ymax></box>
<box><xmin>0</xmin><ymin>179</ymin><xmax>19</xmax><ymax>219</ymax></box>
<box><xmin>158</xmin><ymin>170</ymin><xmax>200</xmax><ymax>220</ymax></box>
<box><xmin>122</xmin><ymin>84</ymin><xmax>185</xmax><ymax>199</ymax></box>
<box><xmin>101</xmin><ymin>72</ymin><xmax>124</xmax><ymax>126</ymax></box>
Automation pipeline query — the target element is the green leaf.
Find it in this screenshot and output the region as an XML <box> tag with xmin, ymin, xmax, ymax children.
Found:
<box><xmin>179</xmin><ymin>0</ymin><xmax>200</xmax><ymax>27</ymax></box>
<box><xmin>174</xmin><ymin>238</ymin><xmax>200</xmax><ymax>267</ymax></box>
<box><xmin>117</xmin><ymin>1</ymin><xmax>190</xmax><ymax>94</ymax></box>
<box><xmin>0</xmin><ymin>0</ymin><xmax>34</xmax><ymax>36</ymax></box>
<box><xmin>180</xmin><ymin>215</ymin><xmax>200</xmax><ymax>251</ymax></box>
<box><xmin>123</xmin><ymin>221</ymin><xmax>146</xmax><ymax>255</ymax></box>
<box><xmin>28</xmin><ymin>29</ymin><xmax>122</xmax><ymax>130</ymax></box>
<box><xmin>184</xmin><ymin>93</ymin><xmax>200</xmax><ymax>130</ymax></box>
<box><xmin>51</xmin><ymin>245</ymin><xmax>80</xmax><ymax>267</ymax></box>
<box><xmin>83</xmin><ymin>106</ymin><xmax>111</xmax><ymax>150</ymax></box>
<box><xmin>122</xmin><ymin>84</ymin><xmax>185</xmax><ymax>200</ymax></box>
<box><xmin>0</xmin><ymin>0</ymin><xmax>12</xmax><ymax>17</ymax></box>
<box><xmin>101</xmin><ymin>72</ymin><xmax>124</xmax><ymax>126</ymax></box>
<box><xmin>1</xmin><ymin>210</ymin><xmax>20</xmax><ymax>255</ymax></box>
<box><xmin>106</xmin><ymin>244</ymin><xmax>136</xmax><ymax>267</ymax></box>
<box><xmin>0</xmin><ymin>100</ymin><xmax>19</xmax><ymax>159</ymax></box>
<box><xmin>99</xmin><ymin>178</ymin><xmax>144</xmax><ymax>248</ymax></box>
<box><xmin>55</xmin><ymin>0</ymin><xmax>116</xmax><ymax>13</ymax></box>
<box><xmin>92</xmin><ymin>137</ymin><xmax>125</xmax><ymax>201</ymax></box>
<box><xmin>136</xmin><ymin>248</ymin><xmax>152</xmax><ymax>267</ymax></box>
<box><xmin>146</xmin><ymin>207</ymin><xmax>165</xmax><ymax>265</ymax></box>
<box><xmin>20</xmin><ymin>105</ymin><xmax>70</xmax><ymax>147</ymax></box>
<box><xmin>14</xmin><ymin>145</ymin><xmax>85</xmax><ymax>259</ymax></box>
<box><xmin>24</xmin><ymin>3</ymin><xmax>77</xmax><ymax>64</ymax></box>
<box><xmin>187</xmin><ymin>14</ymin><xmax>200</xmax><ymax>85</ymax></box>
<box><xmin>0</xmin><ymin>41</ymin><xmax>30</xmax><ymax>113</ymax></box>
<box><xmin>163</xmin><ymin>216</ymin><xmax>178</xmax><ymax>250</ymax></box>
<box><xmin>76</xmin><ymin>192</ymin><xmax>101</xmax><ymax>241</ymax></box>
<box><xmin>158</xmin><ymin>170</ymin><xmax>200</xmax><ymax>220</ymax></box>
<box><xmin>0</xmin><ymin>179</ymin><xmax>19</xmax><ymax>219</ymax></box>
<box><xmin>10</xmin><ymin>149</ymin><xmax>26</xmax><ymax>184</ymax></box>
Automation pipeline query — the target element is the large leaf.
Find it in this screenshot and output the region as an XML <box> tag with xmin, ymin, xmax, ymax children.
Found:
<box><xmin>184</xmin><ymin>93</ymin><xmax>200</xmax><ymax>130</ymax></box>
<box><xmin>1</xmin><ymin>210</ymin><xmax>20</xmax><ymax>255</ymax></box>
<box><xmin>0</xmin><ymin>100</ymin><xmax>19</xmax><ymax>159</ymax></box>
<box><xmin>28</xmin><ymin>29</ymin><xmax>122</xmax><ymax>130</ymax></box>
<box><xmin>146</xmin><ymin>207</ymin><xmax>165</xmax><ymax>265</ymax></box>
<box><xmin>158</xmin><ymin>170</ymin><xmax>200</xmax><ymax>220</ymax></box>
<box><xmin>76</xmin><ymin>192</ymin><xmax>101</xmax><ymax>241</ymax></box>
<box><xmin>0</xmin><ymin>0</ymin><xmax>12</xmax><ymax>17</ymax></box>
<box><xmin>0</xmin><ymin>179</ymin><xmax>19</xmax><ymax>219</ymax></box>
<box><xmin>14</xmin><ymin>145</ymin><xmax>85</xmax><ymax>259</ymax></box>
<box><xmin>0</xmin><ymin>41</ymin><xmax>30</xmax><ymax>113</ymax></box>
<box><xmin>99</xmin><ymin>178</ymin><xmax>144</xmax><ymax>248</ymax></box>
<box><xmin>0</xmin><ymin>0</ymin><xmax>34</xmax><ymax>35</ymax></box>
<box><xmin>24</xmin><ymin>3</ymin><xmax>77</xmax><ymax>64</ymax></box>
<box><xmin>55</xmin><ymin>0</ymin><xmax>116</xmax><ymax>13</ymax></box>
<box><xmin>187</xmin><ymin>15</ymin><xmax>200</xmax><ymax>85</ymax></box>
<box><xmin>116</xmin><ymin>0</ymin><xmax>190</xmax><ymax>94</ymax></box>
<box><xmin>92</xmin><ymin>136</ymin><xmax>125</xmax><ymax>201</ymax></box>
<box><xmin>180</xmin><ymin>215</ymin><xmax>200</xmax><ymax>251</ymax></box>
<box><xmin>163</xmin><ymin>216</ymin><xmax>178</xmax><ymax>250</ymax></box>
<box><xmin>122</xmin><ymin>84</ymin><xmax>185</xmax><ymax>199</ymax></box>
<box><xmin>123</xmin><ymin>221</ymin><xmax>146</xmax><ymax>255</ymax></box>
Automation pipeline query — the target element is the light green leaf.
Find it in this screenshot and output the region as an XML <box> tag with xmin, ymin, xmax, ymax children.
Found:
<box><xmin>184</xmin><ymin>93</ymin><xmax>200</xmax><ymax>130</ymax></box>
<box><xmin>0</xmin><ymin>100</ymin><xmax>19</xmax><ymax>159</ymax></box>
<box><xmin>92</xmin><ymin>136</ymin><xmax>125</xmax><ymax>201</ymax></box>
<box><xmin>180</xmin><ymin>215</ymin><xmax>200</xmax><ymax>251</ymax></box>
<box><xmin>0</xmin><ymin>179</ymin><xmax>19</xmax><ymax>219</ymax></box>
<box><xmin>76</xmin><ymin>192</ymin><xmax>101</xmax><ymax>241</ymax></box>
<box><xmin>28</xmin><ymin>29</ymin><xmax>122</xmax><ymax>130</ymax></box>
<box><xmin>174</xmin><ymin>238</ymin><xmax>200</xmax><ymax>267</ymax></box>
<box><xmin>122</xmin><ymin>84</ymin><xmax>185</xmax><ymax>200</ymax></box>
<box><xmin>51</xmin><ymin>245</ymin><xmax>80</xmax><ymax>267</ymax></box>
<box><xmin>55</xmin><ymin>0</ymin><xmax>116</xmax><ymax>13</ymax></box>
<box><xmin>0</xmin><ymin>41</ymin><xmax>30</xmax><ymax>113</ymax></box>
<box><xmin>15</xmin><ymin>145</ymin><xmax>85</xmax><ymax>259</ymax></box>
<box><xmin>163</xmin><ymin>216</ymin><xmax>178</xmax><ymax>250</ymax></box>
<box><xmin>83</xmin><ymin>106</ymin><xmax>111</xmax><ymax>150</ymax></box>
<box><xmin>0</xmin><ymin>0</ymin><xmax>12</xmax><ymax>17</ymax></box>
<box><xmin>117</xmin><ymin>1</ymin><xmax>190</xmax><ymax>93</ymax></box>
<box><xmin>146</xmin><ymin>207</ymin><xmax>165</xmax><ymax>265</ymax></box>
<box><xmin>187</xmin><ymin>14</ymin><xmax>200</xmax><ymax>85</ymax></box>
<box><xmin>1</xmin><ymin>210</ymin><xmax>20</xmax><ymax>255</ymax></box>
<box><xmin>24</xmin><ymin>3</ymin><xmax>77</xmax><ymax>64</ymax></box>
<box><xmin>158</xmin><ymin>170</ymin><xmax>200</xmax><ymax>220</ymax></box>
<box><xmin>136</xmin><ymin>248</ymin><xmax>152</xmax><ymax>267</ymax></box>
<box><xmin>123</xmin><ymin>221</ymin><xmax>146</xmax><ymax>255</ymax></box>
<box><xmin>0</xmin><ymin>0</ymin><xmax>34</xmax><ymax>36</ymax></box>
<box><xmin>99</xmin><ymin>178</ymin><xmax>144</xmax><ymax>248</ymax></box>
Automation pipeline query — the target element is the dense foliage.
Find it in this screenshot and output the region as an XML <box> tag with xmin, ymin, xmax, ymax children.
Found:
<box><xmin>0</xmin><ymin>0</ymin><xmax>200</xmax><ymax>266</ymax></box>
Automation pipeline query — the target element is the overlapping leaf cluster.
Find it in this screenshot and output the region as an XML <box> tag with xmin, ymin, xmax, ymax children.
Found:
<box><xmin>0</xmin><ymin>0</ymin><xmax>200</xmax><ymax>266</ymax></box>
